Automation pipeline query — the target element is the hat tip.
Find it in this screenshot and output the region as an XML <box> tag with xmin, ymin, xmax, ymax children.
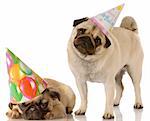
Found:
<box><xmin>122</xmin><ymin>3</ymin><xmax>125</xmax><ymax>6</ymax></box>
<box><xmin>121</xmin><ymin>3</ymin><xmax>125</xmax><ymax>8</ymax></box>
<box><xmin>6</xmin><ymin>48</ymin><xmax>10</xmax><ymax>52</ymax></box>
<box><xmin>117</xmin><ymin>3</ymin><xmax>125</xmax><ymax>11</ymax></box>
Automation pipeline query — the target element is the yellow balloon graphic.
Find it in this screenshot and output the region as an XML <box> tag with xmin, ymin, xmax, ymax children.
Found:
<box><xmin>9</xmin><ymin>64</ymin><xmax>25</xmax><ymax>84</ymax></box>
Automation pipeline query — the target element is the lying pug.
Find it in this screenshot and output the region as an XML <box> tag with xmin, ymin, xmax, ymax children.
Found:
<box><xmin>67</xmin><ymin>16</ymin><xmax>144</xmax><ymax>119</ymax></box>
<box><xmin>6</xmin><ymin>78</ymin><xmax>76</xmax><ymax>120</ymax></box>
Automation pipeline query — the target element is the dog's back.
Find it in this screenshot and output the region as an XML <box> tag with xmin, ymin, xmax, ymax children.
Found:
<box><xmin>44</xmin><ymin>78</ymin><xmax>75</xmax><ymax>113</ymax></box>
<box><xmin>112</xmin><ymin>16</ymin><xmax>143</xmax><ymax>65</ymax></box>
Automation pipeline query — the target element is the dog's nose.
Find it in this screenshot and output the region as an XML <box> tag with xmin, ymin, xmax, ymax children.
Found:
<box><xmin>75</xmin><ymin>36</ymin><xmax>94</xmax><ymax>46</ymax></box>
<box><xmin>29</xmin><ymin>106</ymin><xmax>36</xmax><ymax>111</ymax></box>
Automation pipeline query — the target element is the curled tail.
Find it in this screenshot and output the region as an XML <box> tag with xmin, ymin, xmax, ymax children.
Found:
<box><xmin>120</xmin><ymin>16</ymin><xmax>138</xmax><ymax>34</ymax></box>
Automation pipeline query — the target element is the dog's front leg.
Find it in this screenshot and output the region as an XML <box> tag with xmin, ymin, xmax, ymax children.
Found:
<box><xmin>75</xmin><ymin>79</ymin><xmax>87</xmax><ymax>115</ymax></box>
<box><xmin>103</xmin><ymin>80</ymin><xmax>115</xmax><ymax>119</ymax></box>
<box><xmin>6</xmin><ymin>109</ymin><xmax>21</xmax><ymax>119</ymax></box>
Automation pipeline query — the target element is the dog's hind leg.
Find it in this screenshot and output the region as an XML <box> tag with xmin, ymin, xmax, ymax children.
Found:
<box><xmin>114</xmin><ymin>68</ymin><xmax>126</xmax><ymax>106</ymax></box>
<box><xmin>66</xmin><ymin>107</ymin><xmax>73</xmax><ymax>114</ymax></box>
<box><xmin>127</xmin><ymin>62</ymin><xmax>143</xmax><ymax>109</ymax></box>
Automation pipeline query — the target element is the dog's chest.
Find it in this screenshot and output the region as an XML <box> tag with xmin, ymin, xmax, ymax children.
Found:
<box><xmin>75</xmin><ymin>59</ymin><xmax>106</xmax><ymax>82</ymax></box>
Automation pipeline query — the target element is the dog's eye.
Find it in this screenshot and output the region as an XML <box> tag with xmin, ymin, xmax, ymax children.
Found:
<box><xmin>94</xmin><ymin>36</ymin><xmax>102</xmax><ymax>46</ymax></box>
<box><xmin>77</xmin><ymin>28</ymin><xmax>86</xmax><ymax>34</ymax></box>
<box><xmin>22</xmin><ymin>102</ymin><xmax>30</xmax><ymax>107</ymax></box>
<box><xmin>75</xmin><ymin>28</ymin><xmax>87</xmax><ymax>39</ymax></box>
<box><xmin>40</xmin><ymin>99</ymin><xmax>48</xmax><ymax>109</ymax></box>
<box><xmin>19</xmin><ymin>103</ymin><xmax>30</xmax><ymax>111</ymax></box>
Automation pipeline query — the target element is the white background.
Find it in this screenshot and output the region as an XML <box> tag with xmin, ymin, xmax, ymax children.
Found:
<box><xmin>0</xmin><ymin>0</ymin><xmax>149</xmax><ymax>121</ymax></box>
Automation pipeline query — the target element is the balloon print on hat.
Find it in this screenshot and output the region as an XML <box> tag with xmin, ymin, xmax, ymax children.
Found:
<box><xmin>10</xmin><ymin>82</ymin><xmax>23</xmax><ymax>102</ymax></box>
<box><xmin>6</xmin><ymin>48</ymin><xmax>47</xmax><ymax>103</ymax></box>
<box><xmin>6</xmin><ymin>53</ymin><xmax>13</xmax><ymax>69</ymax></box>
<box><xmin>9</xmin><ymin>64</ymin><xmax>25</xmax><ymax>84</ymax></box>
<box><xmin>19</xmin><ymin>61</ymin><xmax>32</xmax><ymax>75</ymax></box>
<box><xmin>19</xmin><ymin>77</ymin><xmax>37</xmax><ymax>99</ymax></box>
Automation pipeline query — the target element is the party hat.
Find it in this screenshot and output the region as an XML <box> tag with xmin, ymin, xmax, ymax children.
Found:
<box><xmin>6</xmin><ymin>49</ymin><xmax>47</xmax><ymax>104</ymax></box>
<box><xmin>90</xmin><ymin>4</ymin><xmax>124</xmax><ymax>36</ymax></box>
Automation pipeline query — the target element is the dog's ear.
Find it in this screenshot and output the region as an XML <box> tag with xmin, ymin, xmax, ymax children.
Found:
<box><xmin>49</xmin><ymin>91</ymin><xmax>60</xmax><ymax>101</ymax></box>
<box><xmin>104</xmin><ymin>35</ymin><xmax>111</xmax><ymax>48</ymax></box>
<box><xmin>9</xmin><ymin>103</ymin><xmax>15</xmax><ymax>110</ymax></box>
<box><xmin>42</xmin><ymin>88</ymin><xmax>60</xmax><ymax>101</ymax></box>
<box><xmin>73</xmin><ymin>17</ymin><xmax>88</xmax><ymax>27</ymax></box>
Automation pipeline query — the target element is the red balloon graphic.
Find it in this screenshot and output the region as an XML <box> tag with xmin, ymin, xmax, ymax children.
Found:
<box><xmin>19</xmin><ymin>77</ymin><xmax>37</xmax><ymax>99</ymax></box>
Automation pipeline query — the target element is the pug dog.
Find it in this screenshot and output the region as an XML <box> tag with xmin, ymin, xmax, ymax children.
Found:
<box><xmin>6</xmin><ymin>78</ymin><xmax>76</xmax><ymax>120</ymax></box>
<box><xmin>67</xmin><ymin>16</ymin><xmax>144</xmax><ymax>119</ymax></box>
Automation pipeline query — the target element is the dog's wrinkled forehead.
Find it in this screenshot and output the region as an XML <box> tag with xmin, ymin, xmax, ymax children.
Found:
<box><xmin>18</xmin><ymin>95</ymin><xmax>42</xmax><ymax>110</ymax></box>
<box><xmin>73</xmin><ymin>17</ymin><xmax>103</xmax><ymax>36</ymax></box>
<box><xmin>73</xmin><ymin>17</ymin><xmax>94</xmax><ymax>31</ymax></box>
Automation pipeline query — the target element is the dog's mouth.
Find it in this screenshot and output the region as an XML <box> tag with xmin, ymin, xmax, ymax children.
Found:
<box><xmin>23</xmin><ymin>105</ymin><xmax>43</xmax><ymax>120</ymax></box>
<box><xmin>74</xmin><ymin>34</ymin><xmax>102</xmax><ymax>55</ymax></box>
<box><xmin>74</xmin><ymin>34</ymin><xmax>96</xmax><ymax>55</ymax></box>
<box><xmin>22</xmin><ymin>105</ymin><xmax>49</xmax><ymax>120</ymax></box>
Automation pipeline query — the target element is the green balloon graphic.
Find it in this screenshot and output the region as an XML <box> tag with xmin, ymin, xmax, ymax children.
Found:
<box><xmin>36</xmin><ymin>80</ymin><xmax>40</xmax><ymax>95</ymax></box>
<box><xmin>19</xmin><ymin>61</ymin><xmax>32</xmax><ymax>75</ymax></box>
<box><xmin>10</xmin><ymin>82</ymin><xmax>23</xmax><ymax>102</ymax></box>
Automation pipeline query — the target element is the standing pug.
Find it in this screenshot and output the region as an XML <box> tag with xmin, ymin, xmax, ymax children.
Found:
<box><xmin>67</xmin><ymin>5</ymin><xmax>144</xmax><ymax>119</ymax></box>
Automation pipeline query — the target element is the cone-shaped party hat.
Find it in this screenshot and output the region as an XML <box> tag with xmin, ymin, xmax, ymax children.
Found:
<box><xmin>6</xmin><ymin>49</ymin><xmax>47</xmax><ymax>104</ymax></box>
<box><xmin>90</xmin><ymin>4</ymin><xmax>124</xmax><ymax>36</ymax></box>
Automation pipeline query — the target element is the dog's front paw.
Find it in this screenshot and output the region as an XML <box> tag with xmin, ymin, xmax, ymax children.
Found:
<box><xmin>103</xmin><ymin>113</ymin><xmax>114</xmax><ymax>119</ymax></box>
<box><xmin>45</xmin><ymin>112</ymin><xmax>66</xmax><ymax>120</ymax></box>
<box><xmin>134</xmin><ymin>103</ymin><xmax>143</xmax><ymax>109</ymax></box>
<box><xmin>6</xmin><ymin>110</ymin><xmax>21</xmax><ymax>119</ymax></box>
<box><xmin>44</xmin><ymin>112</ymin><xmax>55</xmax><ymax>120</ymax></box>
<box><xmin>75</xmin><ymin>109</ymin><xmax>85</xmax><ymax>115</ymax></box>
